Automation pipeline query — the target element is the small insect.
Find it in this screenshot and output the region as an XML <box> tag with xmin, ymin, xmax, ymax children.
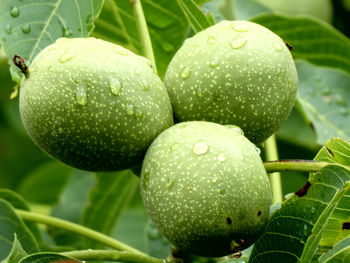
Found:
<box><xmin>285</xmin><ymin>42</ymin><xmax>294</xmax><ymax>51</ymax></box>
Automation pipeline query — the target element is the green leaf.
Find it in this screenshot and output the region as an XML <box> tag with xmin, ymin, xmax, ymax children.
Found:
<box><xmin>81</xmin><ymin>170</ymin><xmax>139</xmax><ymax>249</ymax></box>
<box><xmin>296</xmin><ymin>60</ymin><xmax>350</xmax><ymax>145</ymax></box>
<box><xmin>17</xmin><ymin>162</ymin><xmax>73</xmax><ymax>205</ymax></box>
<box><xmin>248</xmin><ymin>165</ymin><xmax>350</xmax><ymax>263</ymax></box>
<box><xmin>314</xmin><ymin>138</ymin><xmax>350</xmax><ymax>248</ymax></box>
<box><xmin>318</xmin><ymin>237</ymin><xmax>350</xmax><ymax>263</ymax></box>
<box><xmin>300</xmin><ymin>182</ymin><xmax>350</xmax><ymax>262</ymax></box>
<box><xmin>176</xmin><ymin>0</ymin><xmax>215</xmax><ymax>33</ymax></box>
<box><xmin>235</xmin><ymin>0</ymin><xmax>272</xmax><ymax>20</ymax></box>
<box><xmin>0</xmin><ymin>0</ymin><xmax>104</xmax><ymax>82</ymax></box>
<box><xmin>49</xmin><ymin>170</ymin><xmax>95</xmax><ymax>249</ymax></box>
<box><xmin>19</xmin><ymin>253</ymin><xmax>79</xmax><ymax>263</ymax></box>
<box><xmin>2</xmin><ymin>235</ymin><xmax>27</xmax><ymax>263</ymax></box>
<box><xmin>250</xmin><ymin>15</ymin><xmax>350</xmax><ymax>74</ymax></box>
<box><xmin>0</xmin><ymin>199</ymin><xmax>39</xmax><ymax>260</ymax></box>
<box><xmin>0</xmin><ymin>189</ymin><xmax>43</xmax><ymax>247</ymax></box>
<box><xmin>92</xmin><ymin>0</ymin><xmax>189</xmax><ymax>78</ymax></box>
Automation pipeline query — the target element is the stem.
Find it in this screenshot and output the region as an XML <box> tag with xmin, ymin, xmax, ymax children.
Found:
<box><xmin>61</xmin><ymin>250</ymin><xmax>164</xmax><ymax>263</ymax></box>
<box><xmin>264</xmin><ymin>160</ymin><xmax>330</xmax><ymax>173</ymax></box>
<box><xmin>16</xmin><ymin>210</ymin><xmax>144</xmax><ymax>256</ymax></box>
<box><xmin>264</xmin><ymin>134</ymin><xmax>283</xmax><ymax>204</ymax></box>
<box><xmin>130</xmin><ymin>0</ymin><xmax>157</xmax><ymax>74</ymax></box>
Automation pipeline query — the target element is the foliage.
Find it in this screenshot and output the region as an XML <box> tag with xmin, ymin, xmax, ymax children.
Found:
<box><xmin>0</xmin><ymin>0</ymin><xmax>349</xmax><ymax>263</ymax></box>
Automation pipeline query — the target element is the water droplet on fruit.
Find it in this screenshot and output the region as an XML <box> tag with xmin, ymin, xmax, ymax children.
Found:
<box><xmin>231</xmin><ymin>38</ymin><xmax>247</xmax><ymax>49</ymax></box>
<box><xmin>59</xmin><ymin>52</ymin><xmax>74</xmax><ymax>63</ymax></box>
<box><xmin>207</xmin><ymin>34</ymin><xmax>216</xmax><ymax>44</ymax></box>
<box><xmin>193</xmin><ymin>141</ymin><xmax>208</xmax><ymax>155</ymax></box>
<box><xmin>170</xmin><ymin>143</ymin><xmax>179</xmax><ymax>152</ymax></box>
<box><xmin>75</xmin><ymin>84</ymin><xmax>87</xmax><ymax>106</ymax></box>
<box><xmin>142</xmin><ymin>80</ymin><xmax>150</xmax><ymax>91</ymax></box>
<box><xmin>10</xmin><ymin>6</ymin><xmax>20</xmax><ymax>18</ymax></box>
<box><xmin>114</xmin><ymin>47</ymin><xmax>128</xmax><ymax>56</ymax></box>
<box><xmin>217</xmin><ymin>153</ymin><xmax>226</xmax><ymax>162</ymax></box>
<box><xmin>134</xmin><ymin>108</ymin><xmax>143</xmax><ymax>120</ymax></box>
<box><xmin>196</xmin><ymin>87</ymin><xmax>203</xmax><ymax>97</ymax></box>
<box><xmin>256</xmin><ymin>147</ymin><xmax>261</xmax><ymax>154</ymax></box>
<box><xmin>126</xmin><ymin>104</ymin><xmax>134</xmax><ymax>115</ymax></box>
<box><xmin>274</xmin><ymin>42</ymin><xmax>282</xmax><ymax>52</ymax></box>
<box><xmin>109</xmin><ymin>78</ymin><xmax>122</xmax><ymax>96</ymax></box>
<box><xmin>212</xmin><ymin>175</ymin><xmax>218</xmax><ymax>183</ymax></box>
<box><xmin>181</xmin><ymin>66</ymin><xmax>191</xmax><ymax>79</ymax></box>
<box><xmin>231</xmin><ymin>23</ymin><xmax>248</xmax><ymax>32</ymax></box>
<box><xmin>142</xmin><ymin>171</ymin><xmax>150</xmax><ymax>191</ymax></box>
<box><xmin>227</xmin><ymin>125</ymin><xmax>244</xmax><ymax>135</ymax></box>
<box><xmin>209</xmin><ymin>58</ymin><xmax>219</xmax><ymax>68</ymax></box>
<box><xmin>5</xmin><ymin>24</ymin><xmax>12</xmax><ymax>34</ymax></box>
<box><xmin>147</xmin><ymin>225</ymin><xmax>160</xmax><ymax>240</ymax></box>
<box><xmin>136</xmin><ymin>70</ymin><xmax>141</xmax><ymax>75</ymax></box>
<box><xmin>21</xmin><ymin>24</ymin><xmax>31</xmax><ymax>34</ymax></box>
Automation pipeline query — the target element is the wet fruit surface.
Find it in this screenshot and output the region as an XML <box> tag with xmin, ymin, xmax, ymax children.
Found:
<box><xmin>141</xmin><ymin>121</ymin><xmax>272</xmax><ymax>257</ymax></box>
<box><xmin>164</xmin><ymin>20</ymin><xmax>298</xmax><ymax>144</ymax></box>
<box><xmin>19</xmin><ymin>37</ymin><xmax>174</xmax><ymax>171</ymax></box>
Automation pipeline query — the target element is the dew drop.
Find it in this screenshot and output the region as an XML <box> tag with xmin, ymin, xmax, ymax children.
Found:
<box><xmin>212</xmin><ymin>175</ymin><xmax>218</xmax><ymax>184</ymax></box>
<box><xmin>256</xmin><ymin>147</ymin><xmax>261</xmax><ymax>154</ymax></box>
<box><xmin>147</xmin><ymin>226</ymin><xmax>160</xmax><ymax>240</ymax></box>
<box><xmin>226</xmin><ymin>125</ymin><xmax>244</xmax><ymax>135</ymax></box>
<box><xmin>181</xmin><ymin>66</ymin><xmax>191</xmax><ymax>79</ymax></box>
<box><xmin>75</xmin><ymin>84</ymin><xmax>87</xmax><ymax>106</ymax></box>
<box><xmin>136</xmin><ymin>70</ymin><xmax>141</xmax><ymax>76</ymax></box>
<box><xmin>196</xmin><ymin>87</ymin><xmax>203</xmax><ymax>97</ymax></box>
<box><xmin>134</xmin><ymin>108</ymin><xmax>143</xmax><ymax>120</ymax></box>
<box><xmin>21</xmin><ymin>24</ymin><xmax>31</xmax><ymax>34</ymax></box>
<box><xmin>109</xmin><ymin>78</ymin><xmax>122</xmax><ymax>96</ymax></box>
<box><xmin>59</xmin><ymin>52</ymin><xmax>74</xmax><ymax>63</ymax></box>
<box><xmin>114</xmin><ymin>47</ymin><xmax>128</xmax><ymax>56</ymax></box>
<box><xmin>231</xmin><ymin>22</ymin><xmax>248</xmax><ymax>32</ymax></box>
<box><xmin>193</xmin><ymin>141</ymin><xmax>209</xmax><ymax>155</ymax></box>
<box><xmin>126</xmin><ymin>104</ymin><xmax>134</xmax><ymax>115</ymax></box>
<box><xmin>5</xmin><ymin>24</ymin><xmax>12</xmax><ymax>34</ymax></box>
<box><xmin>207</xmin><ymin>34</ymin><xmax>216</xmax><ymax>44</ymax></box>
<box><xmin>209</xmin><ymin>58</ymin><xmax>219</xmax><ymax>68</ymax></box>
<box><xmin>274</xmin><ymin>42</ymin><xmax>282</xmax><ymax>52</ymax></box>
<box><xmin>58</xmin><ymin>127</ymin><xmax>64</xmax><ymax>134</ymax></box>
<box><xmin>142</xmin><ymin>171</ymin><xmax>150</xmax><ymax>191</ymax></box>
<box><xmin>231</xmin><ymin>38</ymin><xmax>247</xmax><ymax>49</ymax></box>
<box><xmin>63</xmin><ymin>29</ymin><xmax>72</xmax><ymax>37</ymax></box>
<box><xmin>217</xmin><ymin>153</ymin><xmax>226</xmax><ymax>162</ymax></box>
<box><xmin>142</xmin><ymin>80</ymin><xmax>150</xmax><ymax>91</ymax></box>
<box><xmin>85</xmin><ymin>14</ymin><xmax>93</xmax><ymax>24</ymax></box>
<box><xmin>10</xmin><ymin>6</ymin><xmax>20</xmax><ymax>18</ymax></box>
<box><xmin>170</xmin><ymin>143</ymin><xmax>179</xmax><ymax>152</ymax></box>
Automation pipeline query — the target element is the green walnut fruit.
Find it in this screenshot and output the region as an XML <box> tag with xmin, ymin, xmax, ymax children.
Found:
<box><xmin>19</xmin><ymin>37</ymin><xmax>173</xmax><ymax>171</ymax></box>
<box><xmin>164</xmin><ymin>20</ymin><xmax>297</xmax><ymax>144</ymax></box>
<box><xmin>141</xmin><ymin>121</ymin><xmax>272</xmax><ymax>257</ymax></box>
<box><xmin>257</xmin><ymin>0</ymin><xmax>333</xmax><ymax>23</ymax></box>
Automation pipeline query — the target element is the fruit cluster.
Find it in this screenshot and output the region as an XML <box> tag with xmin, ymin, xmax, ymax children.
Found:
<box><xmin>19</xmin><ymin>20</ymin><xmax>297</xmax><ymax>257</ymax></box>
